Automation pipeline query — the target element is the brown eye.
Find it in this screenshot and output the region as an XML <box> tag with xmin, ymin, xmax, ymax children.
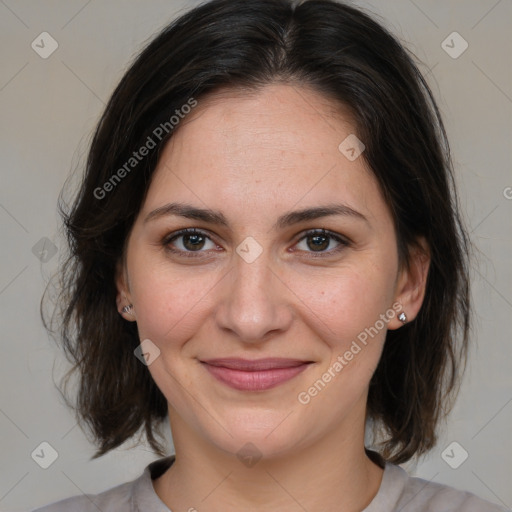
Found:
<box><xmin>181</xmin><ymin>232</ymin><xmax>206</xmax><ymax>251</ymax></box>
<box><xmin>307</xmin><ymin>233</ymin><xmax>330</xmax><ymax>251</ymax></box>
<box><xmin>163</xmin><ymin>228</ymin><xmax>218</xmax><ymax>256</ymax></box>
<box><xmin>295</xmin><ymin>229</ymin><xmax>349</xmax><ymax>255</ymax></box>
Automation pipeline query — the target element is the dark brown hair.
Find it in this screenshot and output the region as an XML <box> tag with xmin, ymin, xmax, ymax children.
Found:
<box><xmin>44</xmin><ymin>0</ymin><xmax>470</xmax><ymax>464</ymax></box>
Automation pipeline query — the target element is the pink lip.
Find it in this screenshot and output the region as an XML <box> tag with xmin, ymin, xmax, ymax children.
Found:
<box><xmin>200</xmin><ymin>358</ymin><xmax>312</xmax><ymax>391</ymax></box>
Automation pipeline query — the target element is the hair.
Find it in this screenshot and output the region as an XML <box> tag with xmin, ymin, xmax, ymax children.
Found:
<box><xmin>43</xmin><ymin>0</ymin><xmax>471</xmax><ymax>464</ymax></box>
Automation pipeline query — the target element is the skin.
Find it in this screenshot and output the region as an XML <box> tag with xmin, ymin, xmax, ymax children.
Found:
<box><xmin>116</xmin><ymin>83</ymin><xmax>430</xmax><ymax>512</ymax></box>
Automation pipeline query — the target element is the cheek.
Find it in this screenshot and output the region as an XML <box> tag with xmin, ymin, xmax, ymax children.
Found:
<box><xmin>295</xmin><ymin>263</ymin><xmax>396</xmax><ymax>391</ymax></box>
<box><xmin>128</xmin><ymin>254</ymin><xmax>221</xmax><ymax>346</ymax></box>
<box><xmin>296</xmin><ymin>264</ymin><xmax>395</xmax><ymax>341</ymax></box>
<box><xmin>294</xmin><ymin>269</ymin><xmax>393</xmax><ymax>412</ymax></box>
<box><xmin>127</xmin><ymin>262</ymin><xmax>216</xmax><ymax>405</ymax></box>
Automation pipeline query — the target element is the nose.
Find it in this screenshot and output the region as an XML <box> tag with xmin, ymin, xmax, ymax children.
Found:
<box><xmin>214</xmin><ymin>247</ymin><xmax>293</xmax><ymax>343</ymax></box>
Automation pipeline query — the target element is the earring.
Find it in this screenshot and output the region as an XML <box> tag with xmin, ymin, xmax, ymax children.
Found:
<box><xmin>121</xmin><ymin>304</ymin><xmax>133</xmax><ymax>314</ymax></box>
<box><xmin>398</xmin><ymin>312</ymin><xmax>407</xmax><ymax>324</ymax></box>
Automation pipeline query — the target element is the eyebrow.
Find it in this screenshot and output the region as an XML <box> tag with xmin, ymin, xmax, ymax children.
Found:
<box><xmin>144</xmin><ymin>202</ymin><xmax>368</xmax><ymax>230</ymax></box>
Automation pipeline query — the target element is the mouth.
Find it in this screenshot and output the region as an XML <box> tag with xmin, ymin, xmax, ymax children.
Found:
<box><xmin>200</xmin><ymin>358</ymin><xmax>314</xmax><ymax>391</ymax></box>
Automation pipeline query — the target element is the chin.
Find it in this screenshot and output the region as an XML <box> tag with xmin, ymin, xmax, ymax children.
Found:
<box><xmin>197</xmin><ymin>409</ymin><xmax>313</xmax><ymax>462</ymax></box>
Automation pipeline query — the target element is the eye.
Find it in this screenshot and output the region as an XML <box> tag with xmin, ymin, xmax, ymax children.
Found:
<box><xmin>162</xmin><ymin>227</ymin><xmax>350</xmax><ymax>259</ymax></box>
<box><xmin>162</xmin><ymin>228</ymin><xmax>219</xmax><ymax>257</ymax></box>
<box><xmin>294</xmin><ymin>229</ymin><xmax>349</xmax><ymax>256</ymax></box>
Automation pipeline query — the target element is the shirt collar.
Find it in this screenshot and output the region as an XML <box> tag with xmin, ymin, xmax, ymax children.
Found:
<box><xmin>132</xmin><ymin>455</ymin><xmax>176</xmax><ymax>512</ymax></box>
<box><xmin>132</xmin><ymin>452</ymin><xmax>406</xmax><ymax>512</ymax></box>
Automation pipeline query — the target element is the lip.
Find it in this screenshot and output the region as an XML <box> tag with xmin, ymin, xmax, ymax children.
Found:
<box><xmin>200</xmin><ymin>358</ymin><xmax>313</xmax><ymax>391</ymax></box>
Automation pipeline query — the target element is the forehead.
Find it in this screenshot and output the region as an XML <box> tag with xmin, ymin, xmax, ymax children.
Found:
<box><xmin>166</xmin><ymin>83</ymin><xmax>358</xmax><ymax>164</ymax></box>
<box><xmin>143</xmin><ymin>83</ymin><xmax>387</xmax><ymax>226</ymax></box>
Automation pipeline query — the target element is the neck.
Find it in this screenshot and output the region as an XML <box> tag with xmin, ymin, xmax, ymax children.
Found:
<box><xmin>153</xmin><ymin>407</ymin><xmax>384</xmax><ymax>512</ymax></box>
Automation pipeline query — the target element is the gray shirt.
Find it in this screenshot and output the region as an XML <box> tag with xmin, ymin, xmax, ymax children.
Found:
<box><xmin>32</xmin><ymin>455</ymin><xmax>509</xmax><ymax>511</ymax></box>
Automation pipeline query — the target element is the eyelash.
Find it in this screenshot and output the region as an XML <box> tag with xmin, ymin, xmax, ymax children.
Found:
<box><xmin>161</xmin><ymin>228</ymin><xmax>350</xmax><ymax>259</ymax></box>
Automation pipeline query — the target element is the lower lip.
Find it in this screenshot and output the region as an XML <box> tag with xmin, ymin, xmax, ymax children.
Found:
<box><xmin>202</xmin><ymin>363</ymin><xmax>310</xmax><ymax>391</ymax></box>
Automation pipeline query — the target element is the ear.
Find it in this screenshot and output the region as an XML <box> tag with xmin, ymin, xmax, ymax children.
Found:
<box><xmin>388</xmin><ymin>237</ymin><xmax>430</xmax><ymax>330</ymax></box>
<box><xmin>115</xmin><ymin>259</ymin><xmax>136</xmax><ymax>322</ymax></box>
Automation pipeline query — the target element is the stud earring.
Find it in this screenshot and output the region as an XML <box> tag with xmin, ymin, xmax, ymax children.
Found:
<box><xmin>398</xmin><ymin>312</ymin><xmax>407</xmax><ymax>324</ymax></box>
<box><xmin>121</xmin><ymin>304</ymin><xmax>133</xmax><ymax>314</ymax></box>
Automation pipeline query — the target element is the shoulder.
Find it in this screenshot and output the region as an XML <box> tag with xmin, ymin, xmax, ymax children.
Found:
<box><xmin>30</xmin><ymin>455</ymin><xmax>176</xmax><ymax>512</ymax></box>
<box><xmin>391</xmin><ymin>464</ymin><xmax>510</xmax><ymax>512</ymax></box>
<box><xmin>30</xmin><ymin>479</ymin><xmax>136</xmax><ymax>512</ymax></box>
<box><xmin>31</xmin><ymin>455</ymin><xmax>175</xmax><ymax>512</ymax></box>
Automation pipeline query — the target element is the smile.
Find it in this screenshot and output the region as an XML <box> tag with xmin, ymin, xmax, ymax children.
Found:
<box><xmin>200</xmin><ymin>358</ymin><xmax>313</xmax><ymax>391</ymax></box>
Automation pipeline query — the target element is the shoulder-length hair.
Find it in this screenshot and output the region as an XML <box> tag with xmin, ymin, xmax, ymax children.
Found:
<box><xmin>44</xmin><ymin>0</ymin><xmax>470</xmax><ymax>464</ymax></box>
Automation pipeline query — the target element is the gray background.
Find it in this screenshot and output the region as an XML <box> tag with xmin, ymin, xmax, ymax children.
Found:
<box><xmin>1</xmin><ymin>1</ymin><xmax>511</xmax><ymax>510</ymax></box>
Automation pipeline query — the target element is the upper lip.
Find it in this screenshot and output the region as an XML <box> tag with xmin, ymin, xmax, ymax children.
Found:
<box><xmin>201</xmin><ymin>358</ymin><xmax>312</xmax><ymax>371</ymax></box>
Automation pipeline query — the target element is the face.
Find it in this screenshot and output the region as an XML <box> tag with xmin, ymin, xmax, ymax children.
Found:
<box><xmin>117</xmin><ymin>83</ymin><xmax>426</xmax><ymax>459</ymax></box>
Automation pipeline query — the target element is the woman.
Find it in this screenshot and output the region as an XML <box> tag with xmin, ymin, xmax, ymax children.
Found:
<box><xmin>35</xmin><ymin>0</ymin><xmax>508</xmax><ymax>510</ymax></box>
